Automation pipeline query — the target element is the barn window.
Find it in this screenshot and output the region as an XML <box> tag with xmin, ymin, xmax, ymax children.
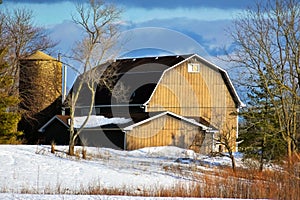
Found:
<box><xmin>188</xmin><ymin>63</ymin><xmax>200</xmax><ymax>73</ymax></box>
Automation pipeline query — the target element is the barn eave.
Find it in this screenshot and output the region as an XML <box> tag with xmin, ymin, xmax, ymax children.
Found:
<box><xmin>123</xmin><ymin>111</ymin><xmax>210</xmax><ymax>132</ymax></box>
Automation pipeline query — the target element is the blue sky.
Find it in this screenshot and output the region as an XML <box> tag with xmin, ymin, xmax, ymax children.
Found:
<box><xmin>2</xmin><ymin>0</ymin><xmax>257</xmax><ymax>57</ymax></box>
<box><xmin>1</xmin><ymin>0</ymin><xmax>257</xmax><ymax>89</ymax></box>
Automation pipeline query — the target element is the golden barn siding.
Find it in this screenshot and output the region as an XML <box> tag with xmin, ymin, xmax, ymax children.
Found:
<box><xmin>147</xmin><ymin>59</ymin><xmax>238</xmax><ymax>151</ymax></box>
<box><xmin>126</xmin><ymin>114</ymin><xmax>205</xmax><ymax>151</ymax></box>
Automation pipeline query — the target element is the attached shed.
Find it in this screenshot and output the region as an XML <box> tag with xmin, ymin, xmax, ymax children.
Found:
<box><xmin>38</xmin><ymin>111</ymin><xmax>215</xmax><ymax>153</ymax></box>
<box><xmin>123</xmin><ymin>111</ymin><xmax>215</xmax><ymax>153</ymax></box>
<box><xmin>38</xmin><ymin>115</ymin><xmax>71</xmax><ymax>145</ymax></box>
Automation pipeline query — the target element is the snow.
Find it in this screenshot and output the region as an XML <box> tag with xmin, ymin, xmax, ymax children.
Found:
<box><xmin>74</xmin><ymin>115</ymin><xmax>131</xmax><ymax>128</ymax></box>
<box><xmin>0</xmin><ymin>193</ymin><xmax>239</xmax><ymax>200</ymax></box>
<box><xmin>0</xmin><ymin>145</ymin><xmax>244</xmax><ymax>199</ymax></box>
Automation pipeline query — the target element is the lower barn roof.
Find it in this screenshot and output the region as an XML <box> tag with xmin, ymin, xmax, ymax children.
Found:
<box><xmin>39</xmin><ymin>111</ymin><xmax>216</xmax><ymax>133</ymax></box>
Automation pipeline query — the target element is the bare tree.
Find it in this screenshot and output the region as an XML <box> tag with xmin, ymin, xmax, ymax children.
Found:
<box><xmin>228</xmin><ymin>0</ymin><xmax>300</xmax><ymax>161</ymax></box>
<box><xmin>0</xmin><ymin>8</ymin><xmax>56</xmax><ymax>87</ymax></box>
<box><xmin>214</xmin><ymin>125</ymin><xmax>237</xmax><ymax>171</ymax></box>
<box><xmin>67</xmin><ymin>0</ymin><xmax>122</xmax><ymax>155</ymax></box>
<box><xmin>0</xmin><ymin>8</ymin><xmax>57</xmax><ymax>143</ymax></box>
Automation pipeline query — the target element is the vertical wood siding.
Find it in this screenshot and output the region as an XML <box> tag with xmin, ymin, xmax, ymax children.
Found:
<box><xmin>147</xmin><ymin>61</ymin><xmax>238</xmax><ymax>151</ymax></box>
<box><xmin>126</xmin><ymin>115</ymin><xmax>205</xmax><ymax>151</ymax></box>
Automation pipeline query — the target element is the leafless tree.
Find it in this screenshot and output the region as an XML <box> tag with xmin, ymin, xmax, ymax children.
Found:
<box><xmin>67</xmin><ymin>0</ymin><xmax>122</xmax><ymax>155</ymax></box>
<box><xmin>0</xmin><ymin>8</ymin><xmax>57</xmax><ymax>143</ymax></box>
<box><xmin>228</xmin><ymin>0</ymin><xmax>300</xmax><ymax>161</ymax></box>
<box><xmin>214</xmin><ymin>125</ymin><xmax>237</xmax><ymax>171</ymax></box>
<box><xmin>0</xmin><ymin>8</ymin><xmax>56</xmax><ymax>90</ymax></box>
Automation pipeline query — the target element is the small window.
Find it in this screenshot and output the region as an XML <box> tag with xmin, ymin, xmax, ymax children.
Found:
<box><xmin>188</xmin><ymin>63</ymin><xmax>200</xmax><ymax>73</ymax></box>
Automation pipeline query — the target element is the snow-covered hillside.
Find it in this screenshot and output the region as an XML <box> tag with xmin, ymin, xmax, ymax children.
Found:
<box><xmin>0</xmin><ymin>145</ymin><xmax>242</xmax><ymax>199</ymax></box>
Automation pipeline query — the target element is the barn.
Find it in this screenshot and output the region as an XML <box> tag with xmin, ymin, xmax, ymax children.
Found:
<box><xmin>40</xmin><ymin>53</ymin><xmax>244</xmax><ymax>153</ymax></box>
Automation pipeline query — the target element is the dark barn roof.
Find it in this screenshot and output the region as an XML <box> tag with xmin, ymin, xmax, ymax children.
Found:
<box><xmin>95</xmin><ymin>54</ymin><xmax>192</xmax><ymax>106</ymax></box>
<box><xmin>113</xmin><ymin>54</ymin><xmax>191</xmax><ymax>73</ymax></box>
<box><xmin>68</xmin><ymin>53</ymin><xmax>244</xmax><ymax>110</ymax></box>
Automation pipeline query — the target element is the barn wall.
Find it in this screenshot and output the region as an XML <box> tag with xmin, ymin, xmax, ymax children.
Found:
<box><xmin>80</xmin><ymin>129</ymin><xmax>125</xmax><ymax>150</ymax></box>
<box><xmin>147</xmin><ymin>60</ymin><xmax>238</xmax><ymax>152</ymax></box>
<box><xmin>126</xmin><ymin>115</ymin><xmax>206</xmax><ymax>152</ymax></box>
<box><xmin>42</xmin><ymin>120</ymin><xmax>70</xmax><ymax>145</ymax></box>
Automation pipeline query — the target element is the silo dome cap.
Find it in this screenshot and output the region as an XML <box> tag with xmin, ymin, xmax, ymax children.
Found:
<box><xmin>22</xmin><ymin>51</ymin><xmax>56</xmax><ymax>61</ymax></box>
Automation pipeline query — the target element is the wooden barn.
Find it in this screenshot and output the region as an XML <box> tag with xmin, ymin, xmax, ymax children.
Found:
<box><xmin>40</xmin><ymin>53</ymin><xmax>244</xmax><ymax>153</ymax></box>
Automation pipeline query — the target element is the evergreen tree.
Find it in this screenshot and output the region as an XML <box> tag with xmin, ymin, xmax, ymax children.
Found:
<box><xmin>229</xmin><ymin>0</ymin><xmax>300</xmax><ymax>161</ymax></box>
<box><xmin>0</xmin><ymin>49</ymin><xmax>22</xmax><ymax>143</ymax></box>
<box><xmin>238</xmin><ymin>82</ymin><xmax>286</xmax><ymax>170</ymax></box>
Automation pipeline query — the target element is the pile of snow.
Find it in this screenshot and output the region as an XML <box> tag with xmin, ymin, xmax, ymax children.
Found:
<box><xmin>128</xmin><ymin>146</ymin><xmax>197</xmax><ymax>159</ymax></box>
<box><xmin>74</xmin><ymin>115</ymin><xmax>131</xmax><ymax>128</ymax></box>
<box><xmin>198</xmin><ymin>152</ymin><xmax>244</xmax><ymax>167</ymax></box>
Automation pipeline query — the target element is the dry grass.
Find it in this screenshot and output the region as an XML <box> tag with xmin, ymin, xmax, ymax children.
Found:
<box><xmin>6</xmin><ymin>147</ymin><xmax>300</xmax><ymax>199</ymax></box>
<box><xmin>55</xmin><ymin>166</ymin><xmax>298</xmax><ymax>199</ymax></box>
<box><xmin>3</xmin><ymin>164</ymin><xmax>298</xmax><ymax>199</ymax></box>
<box><xmin>82</xmin><ymin>147</ymin><xmax>87</xmax><ymax>159</ymax></box>
<box><xmin>50</xmin><ymin>141</ymin><xmax>55</xmax><ymax>154</ymax></box>
<box><xmin>90</xmin><ymin>148</ymin><xmax>112</xmax><ymax>160</ymax></box>
<box><xmin>99</xmin><ymin>160</ymin><xmax>299</xmax><ymax>199</ymax></box>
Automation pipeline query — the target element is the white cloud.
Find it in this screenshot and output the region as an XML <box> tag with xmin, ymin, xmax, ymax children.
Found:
<box><xmin>122</xmin><ymin>7</ymin><xmax>241</xmax><ymax>23</ymax></box>
<box><xmin>49</xmin><ymin>20</ymin><xmax>83</xmax><ymax>53</ymax></box>
<box><xmin>118</xmin><ymin>27</ymin><xmax>210</xmax><ymax>58</ymax></box>
<box><xmin>121</xmin><ymin>18</ymin><xmax>235</xmax><ymax>56</ymax></box>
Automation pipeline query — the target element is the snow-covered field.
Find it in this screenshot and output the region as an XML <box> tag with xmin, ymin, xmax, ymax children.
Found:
<box><xmin>0</xmin><ymin>145</ymin><xmax>243</xmax><ymax>199</ymax></box>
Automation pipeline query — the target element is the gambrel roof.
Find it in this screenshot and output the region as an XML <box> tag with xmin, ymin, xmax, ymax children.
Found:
<box><xmin>93</xmin><ymin>53</ymin><xmax>244</xmax><ymax>108</ymax></box>
<box><xmin>143</xmin><ymin>54</ymin><xmax>245</xmax><ymax>107</ymax></box>
<box><xmin>94</xmin><ymin>54</ymin><xmax>191</xmax><ymax>105</ymax></box>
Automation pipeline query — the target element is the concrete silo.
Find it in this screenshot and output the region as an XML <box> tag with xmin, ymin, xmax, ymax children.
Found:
<box><xmin>18</xmin><ymin>51</ymin><xmax>62</xmax><ymax>143</ymax></box>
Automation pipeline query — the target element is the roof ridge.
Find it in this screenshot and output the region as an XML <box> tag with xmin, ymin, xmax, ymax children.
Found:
<box><xmin>123</xmin><ymin>111</ymin><xmax>210</xmax><ymax>131</ymax></box>
<box><xmin>117</xmin><ymin>54</ymin><xmax>193</xmax><ymax>61</ymax></box>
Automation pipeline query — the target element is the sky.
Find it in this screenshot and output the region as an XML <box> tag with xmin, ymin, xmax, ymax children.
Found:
<box><xmin>1</xmin><ymin>0</ymin><xmax>258</xmax><ymax>88</ymax></box>
<box><xmin>2</xmin><ymin>0</ymin><xmax>258</xmax><ymax>56</ymax></box>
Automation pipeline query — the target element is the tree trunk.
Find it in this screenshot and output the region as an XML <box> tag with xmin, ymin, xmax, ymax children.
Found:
<box><xmin>259</xmin><ymin>136</ymin><xmax>266</xmax><ymax>171</ymax></box>
<box><xmin>69</xmin><ymin>126</ymin><xmax>75</xmax><ymax>156</ymax></box>
<box><xmin>259</xmin><ymin>153</ymin><xmax>264</xmax><ymax>171</ymax></box>
<box><xmin>287</xmin><ymin>138</ymin><xmax>292</xmax><ymax>164</ymax></box>
<box><xmin>69</xmin><ymin>137</ymin><xmax>75</xmax><ymax>156</ymax></box>
<box><xmin>230</xmin><ymin>153</ymin><xmax>236</xmax><ymax>172</ymax></box>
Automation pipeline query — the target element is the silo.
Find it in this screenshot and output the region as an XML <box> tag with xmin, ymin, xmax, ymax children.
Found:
<box><xmin>18</xmin><ymin>51</ymin><xmax>62</xmax><ymax>143</ymax></box>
